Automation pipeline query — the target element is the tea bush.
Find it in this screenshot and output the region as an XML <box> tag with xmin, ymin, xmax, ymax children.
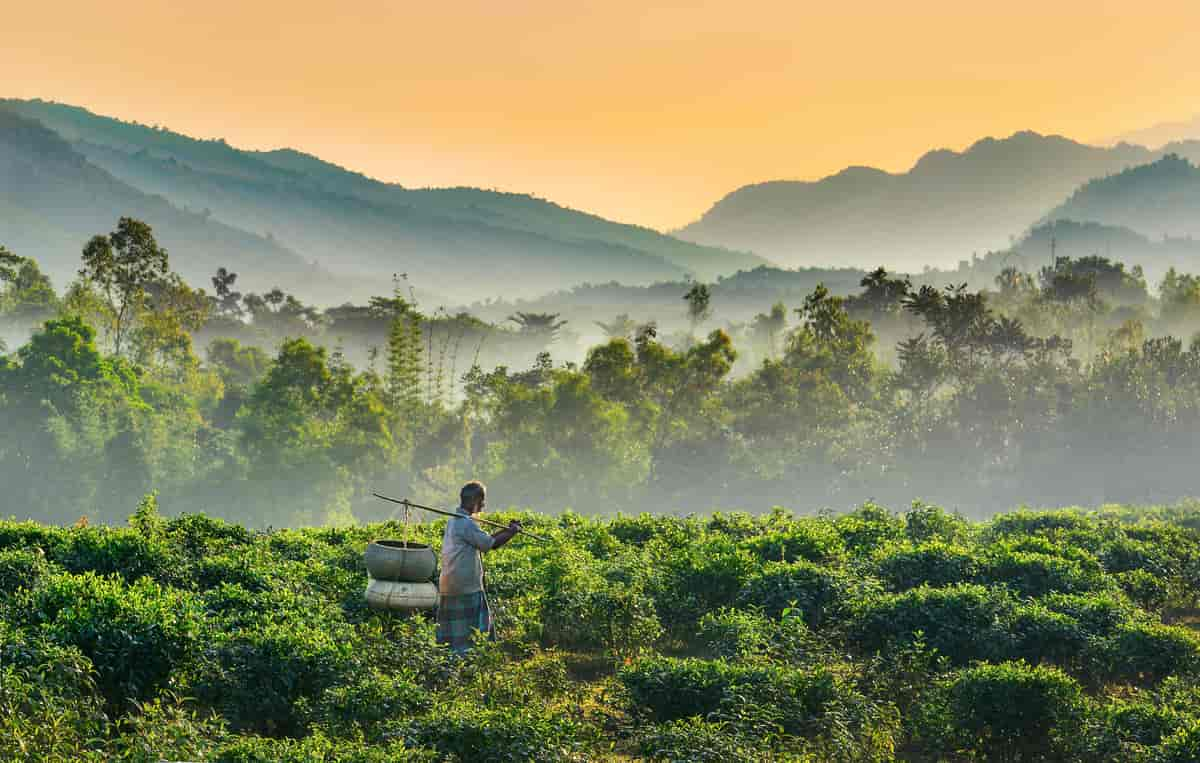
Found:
<box><xmin>540</xmin><ymin>561</ymin><xmax>662</xmax><ymax>654</ymax></box>
<box><xmin>214</xmin><ymin>731</ymin><xmax>436</xmax><ymax>762</ymax></box>
<box><xmin>189</xmin><ymin>619</ymin><xmax>358</xmax><ymax>736</ymax></box>
<box><xmin>51</xmin><ymin>526</ymin><xmax>180</xmax><ymax>583</ymax></box>
<box><xmin>23</xmin><ymin>572</ymin><xmax>202</xmax><ymax>710</ymax></box>
<box><xmin>0</xmin><ymin>623</ymin><xmax>107</xmax><ymax>761</ymax></box>
<box><xmin>903</xmin><ymin>502</ymin><xmax>970</xmax><ymax>544</ymax></box>
<box><xmin>697</xmin><ymin>607</ymin><xmax>772</xmax><ymax>658</ymax></box>
<box><xmin>401</xmin><ymin>704</ymin><xmax>586</xmax><ymax>763</ymax></box>
<box><xmin>978</xmin><ymin>547</ymin><xmax>1109</xmax><ymax>597</ymax></box>
<box><xmin>915</xmin><ymin>661</ymin><xmax>1083</xmax><ymax>762</ymax></box>
<box><xmin>738</xmin><ymin>559</ymin><xmax>861</xmax><ymax>625</ymax></box>
<box><xmin>870</xmin><ymin>541</ymin><xmax>980</xmax><ymax>591</ymax></box>
<box><xmin>307</xmin><ymin>669</ymin><xmax>429</xmax><ymax>741</ymax></box>
<box><xmin>1093</xmin><ymin>622</ymin><xmax>1200</xmax><ymax>685</ymax></box>
<box><xmin>742</xmin><ymin>519</ymin><xmax>846</xmax><ymax>564</ymax></box>
<box><xmin>620</xmin><ymin>655</ymin><xmax>897</xmax><ymax>756</ymax></box>
<box><xmin>5</xmin><ymin>502</ymin><xmax>1200</xmax><ymax>760</ymax></box>
<box><xmin>636</xmin><ymin>717</ymin><xmax>758</xmax><ymax>762</ymax></box>
<box><xmin>0</xmin><ymin>547</ymin><xmax>55</xmax><ymax>592</ymax></box>
<box><xmin>846</xmin><ymin>583</ymin><xmax>1016</xmax><ymax>665</ymax></box>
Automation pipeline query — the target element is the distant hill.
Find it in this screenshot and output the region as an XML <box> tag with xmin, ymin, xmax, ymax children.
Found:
<box><xmin>678</xmin><ymin>131</ymin><xmax>1200</xmax><ymax>271</ymax></box>
<box><xmin>1013</xmin><ymin>219</ymin><xmax>1200</xmax><ymax>286</ymax></box>
<box><xmin>1</xmin><ymin>99</ymin><xmax>766</xmax><ymax>303</ymax></box>
<box><xmin>1107</xmin><ymin>115</ymin><xmax>1200</xmax><ymax>149</ymax></box>
<box><xmin>0</xmin><ymin>108</ymin><xmax>341</xmax><ymax>299</ymax></box>
<box><xmin>1040</xmin><ymin>154</ymin><xmax>1200</xmax><ymax>242</ymax></box>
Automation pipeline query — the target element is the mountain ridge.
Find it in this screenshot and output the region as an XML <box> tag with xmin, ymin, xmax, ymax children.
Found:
<box><xmin>1040</xmin><ymin>154</ymin><xmax>1200</xmax><ymax>242</ymax></box>
<box><xmin>0</xmin><ymin>107</ymin><xmax>348</xmax><ymax>300</ymax></box>
<box><xmin>1</xmin><ymin>99</ymin><xmax>766</xmax><ymax>302</ymax></box>
<box><xmin>677</xmin><ymin>131</ymin><xmax>1200</xmax><ymax>271</ymax></box>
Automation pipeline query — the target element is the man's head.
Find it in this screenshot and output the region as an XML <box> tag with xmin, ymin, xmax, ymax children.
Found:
<box><xmin>460</xmin><ymin>480</ymin><xmax>486</xmax><ymax>514</ymax></box>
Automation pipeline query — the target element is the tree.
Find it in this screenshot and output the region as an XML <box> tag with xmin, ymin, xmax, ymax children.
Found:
<box><xmin>749</xmin><ymin>303</ymin><xmax>787</xmax><ymax>361</ymax></box>
<box><xmin>789</xmin><ymin>284</ymin><xmax>877</xmax><ymax>400</ymax></box>
<box><xmin>239</xmin><ymin>338</ymin><xmax>394</xmax><ymax>525</ymax></box>
<box><xmin>79</xmin><ymin>218</ymin><xmax>171</xmax><ymax>356</ymax></box>
<box><xmin>903</xmin><ymin>283</ymin><xmax>994</xmax><ymax>368</ymax></box>
<box><xmin>509</xmin><ymin>312</ymin><xmax>568</xmax><ymax>342</ymax></box>
<box><xmin>132</xmin><ymin>275</ymin><xmax>211</xmax><ymax>372</ymax></box>
<box><xmin>0</xmin><ymin>246</ymin><xmax>20</xmax><ymax>284</ymax></box>
<box><xmin>0</xmin><ymin>316</ymin><xmax>143</xmax><ymax>520</ymax></box>
<box><xmin>683</xmin><ymin>282</ymin><xmax>712</xmax><ymax>337</ymax></box>
<box><xmin>0</xmin><ymin>250</ymin><xmax>58</xmax><ymax>332</ymax></box>
<box><xmin>211</xmin><ymin>267</ymin><xmax>243</xmax><ymax>319</ymax></box>
<box><xmin>894</xmin><ymin>334</ymin><xmax>948</xmax><ymax>407</ymax></box>
<box><xmin>241</xmin><ymin>288</ymin><xmax>321</xmax><ymax>338</ymax></box>
<box><xmin>384</xmin><ymin>298</ymin><xmax>424</xmax><ymax>415</ymax></box>
<box><xmin>595</xmin><ymin>313</ymin><xmax>639</xmax><ymax>341</ymax></box>
<box><xmin>1160</xmin><ymin>268</ymin><xmax>1200</xmax><ymax>324</ymax></box>
<box><xmin>848</xmin><ymin>267</ymin><xmax>911</xmax><ymax>318</ymax></box>
<box><xmin>994</xmin><ymin>266</ymin><xmax>1034</xmax><ymax>299</ymax></box>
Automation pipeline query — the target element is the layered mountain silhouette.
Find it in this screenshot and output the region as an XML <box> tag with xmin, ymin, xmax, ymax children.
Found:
<box><xmin>0</xmin><ymin>99</ymin><xmax>765</xmax><ymax>303</ymax></box>
<box><xmin>1040</xmin><ymin>154</ymin><xmax>1200</xmax><ymax>241</ymax></box>
<box><xmin>1107</xmin><ymin>115</ymin><xmax>1200</xmax><ymax>149</ymax></box>
<box><xmin>678</xmin><ymin>132</ymin><xmax>1200</xmax><ymax>271</ymax></box>
<box><xmin>0</xmin><ymin>108</ymin><xmax>336</xmax><ymax>299</ymax></box>
<box><xmin>1012</xmin><ymin>219</ymin><xmax>1200</xmax><ymax>285</ymax></box>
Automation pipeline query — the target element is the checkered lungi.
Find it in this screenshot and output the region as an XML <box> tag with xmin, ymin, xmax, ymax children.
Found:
<box><xmin>436</xmin><ymin>591</ymin><xmax>493</xmax><ymax>654</ymax></box>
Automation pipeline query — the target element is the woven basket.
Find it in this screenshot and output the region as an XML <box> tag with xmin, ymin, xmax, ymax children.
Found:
<box><xmin>364</xmin><ymin>540</ymin><xmax>437</xmax><ymax>582</ymax></box>
<box><xmin>364</xmin><ymin>579</ymin><xmax>438</xmax><ymax>612</ymax></box>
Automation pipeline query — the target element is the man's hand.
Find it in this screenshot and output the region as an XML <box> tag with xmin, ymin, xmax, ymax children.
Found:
<box><xmin>491</xmin><ymin>520</ymin><xmax>522</xmax><ymax>550</ymax></box>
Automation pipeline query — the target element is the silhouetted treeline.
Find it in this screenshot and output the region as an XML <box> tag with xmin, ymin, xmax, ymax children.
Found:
<box><xmin>6</xmin><ymin>220</ymin><xmax>1200</xmax><ymax>526</ymax></box>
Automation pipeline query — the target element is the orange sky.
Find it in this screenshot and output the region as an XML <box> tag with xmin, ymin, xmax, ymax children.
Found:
<box><xmin>4</xmin><ymin>1</ymin><xmax>1200</xmax><ymax>229</ymax></box>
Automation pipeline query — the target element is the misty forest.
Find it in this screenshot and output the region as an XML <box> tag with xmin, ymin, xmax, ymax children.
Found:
<box><xmin>9</xmin><ymin>99</ymin><xmax>1200</xmax><ymax>761</ymax></box>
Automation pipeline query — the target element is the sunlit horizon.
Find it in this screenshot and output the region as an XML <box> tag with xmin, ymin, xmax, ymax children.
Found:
<box><xmin>6</xmin><ymin>1</ymin><xmax>1200</xmax><ymax>229</ymax></box>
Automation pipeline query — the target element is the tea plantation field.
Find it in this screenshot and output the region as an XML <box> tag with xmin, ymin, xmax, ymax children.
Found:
<box><xmin>6</xmin><ymin>498</ymin><xmax>1200</xmax><ymax>761</ymax></box>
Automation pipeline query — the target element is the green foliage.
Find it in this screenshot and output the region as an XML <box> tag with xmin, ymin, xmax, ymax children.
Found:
<box><xmin>214</xmin><ymin>731</ymin><xmax>435</xmax><ymax>762</ymax></box>
<box><xmin>636</xmin><ymin>718</ymin><xmax>757</xmax><ymax>762</ymax></box>
<box><xmin>979</xmin><ymin>546</ymin><xmax>1108</xmax><ymax>597</ymax></box>
<box><xmin>619</xmin><ymin>656</ymin><xmax>742</xmax><ymax>723</ymax></box>
<box><xmin>649</xmin><ymin>534</ymin><xmax>758</xmax><ymax>633</ymax></box>
<box><xmin>834</xmin><ymin>503</ymin><xmax>906</xmax><ymax>555</ymax></box>
<box><xmin>871</xmin><ymin>541</ymin><xmax>980</xmax><ymax>591</ymax></box>
<box><xmin>307</xmin><ymin>669</ymin><xmax>429</xmax><ymax>741</ymax></box>
<box><xmin>848</xmin><ymin>584</ymin><xmax>1016</xmax><ymax>665</ymax></box>
<box><xmin>24</xmin><ymin>572</ymin><xmax>202</xmax><ymax>710</ymax></box>
<box><xmin>742</xmin><ymin>519</ymin><xmax>846</xmax><ymax>564</ymax></box>
<box><xmin>0</xmin><ymin>656</ymin><xmax>108</xmax><ymax>761</ymax></box>
<box><xmin>79</xmin><ymin>217</ymin><xmax>171</xmax><ymax>357</ymax></box>
<box><xmin>697</xmin><ymin>608</ymin><xmax>772</xmax><ymax>659</ymax></box>
<box><xmin>619</xmin><ymin>655</ymin><xmax>895</xmax><ymax>756</ymax></box>
<box><xmin>904</xmin><ymin>502</ymin><xmax>970</xmax><ymax>544</ymax></box>
<box><xmin>4</xmin><ymin>507</ymin><xmax>1200</xmax><ymax>759</ymax></box>
<box><xmin>540</xmin><ymin>560</ymin><xmax>662</xmax><ymax>655</ymax></box>
<box><xmin>51</xmin><ymin>525</ymin><xmax>179</xmax><ymax>582</ymax></box>
<box><xmin>190</xmin><ymin>619</ymin><xmax>358</xmax><ymax>737</ymax></box>
<box><xmin>0</xmin><ymin>547</ymin><xmax>54</xmax><ymax>593</ymax></box>
<box><xmin>916</xmin><ymin>661</ymin><xmax>1083</xmax><ymax>762</ymax></box>
<box><xmin>1095</xmin><ymin>622</ymin><xmax>1200</xmax><ymax>686</ymax></box>
<box><xmin>105</xmin><ymin>694</ymin><xmax>230</xmax><ymax>762</ymax></box>
<box><xmin>401</xmin><ymin>704</ymin><xmax>584</xmax><ymax>763</ymax></box>
<box><xmin>739</xmin><ymin>559</ymin><xmax>862</xmax><ymax>625</ymax></box>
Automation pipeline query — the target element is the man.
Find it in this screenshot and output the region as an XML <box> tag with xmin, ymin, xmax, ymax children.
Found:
<box><xmin>436</xmin><ymin>480</ymin><xmax>520</xmax><ymax>654</ymax></box>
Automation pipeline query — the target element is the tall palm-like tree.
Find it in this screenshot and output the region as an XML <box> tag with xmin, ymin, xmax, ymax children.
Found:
<box><xmin>509</xmin><ymin>311</ymin><xmax>568</xmax><ymax>343</ymax></box>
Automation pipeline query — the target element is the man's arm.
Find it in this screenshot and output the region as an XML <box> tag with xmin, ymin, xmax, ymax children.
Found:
<box><xmin>489</xmin><ymin>521</ymin><xmax>522</xmax><ymax>550</ymax></box>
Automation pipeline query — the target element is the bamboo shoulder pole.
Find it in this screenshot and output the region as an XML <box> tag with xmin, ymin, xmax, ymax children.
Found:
<box><xmin>371</xmin><ymin>493</ymin><xmax>551</xmax><ymax>543</ymax></box>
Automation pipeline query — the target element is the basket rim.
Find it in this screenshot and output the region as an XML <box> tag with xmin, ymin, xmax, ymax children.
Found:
<box><xmin>369</xmin><ymin>540</ymin><xmax>432</xmax><ymax>550</ymax></box>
